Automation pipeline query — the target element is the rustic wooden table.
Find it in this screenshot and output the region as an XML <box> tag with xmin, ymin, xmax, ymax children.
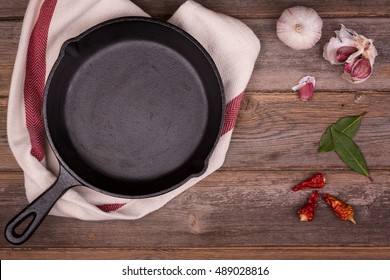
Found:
<box><xmin>1</xmin><ymin>0</ymin><xmax>390</xmax><ymax>259</ymax></box>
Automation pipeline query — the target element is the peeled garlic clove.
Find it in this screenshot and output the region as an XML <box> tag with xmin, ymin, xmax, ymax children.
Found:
<box><xmin>292</xmin><ymin>76</ymin><xmax>316</xmax><ymax>101</ymax></box>
<box><xmin>276</xmin><ymin>6</ymin><xmax>323</xmax><ymax>50</ymax></box>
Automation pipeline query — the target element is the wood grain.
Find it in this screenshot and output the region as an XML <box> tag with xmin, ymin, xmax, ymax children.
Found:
<box><xmin>1</xmin><ymin>0</ymin><xmax>390</xmax><ymax>20</ymax></box>
<box><xmin>2</xmin><ymin>91</ymin><xmax>390</xmax><ymax>171</ymax></box>
<box><xmin>0</xmin><ymin>21</ymin><xmax>20</xmax><ymax>97</ymax></box>
<box><xmin>0</xmin><ymin>0</ymin><xmax>29</xmax><ymax>20</ymax></box>
<box><xmin>224</xmin><ymin>91</ymin><xmax>390</xmax><ymax>170</ymax></box>
<box><xmin>1</xmin><ymin>0</ymin><xmax>390</xmax><ymax>260</ymax></box>
<box><xmin>0</xmin><ymin>98</ymin><xmax>19</xmax><ymax>171</ymax></box>
<box><xmin>1</xmin><ymin>171</ymin><xmax>389</xmax><ymax>248</ymax></box>
<box><xmin>1</xmin><ymin>18</ymin><xmax>389</xmax><ymax>98</ymax></box>
<box><xmin>2</xmin><ymin>247</ymin><xmax>390</xmax><ymax>260</ymax></box>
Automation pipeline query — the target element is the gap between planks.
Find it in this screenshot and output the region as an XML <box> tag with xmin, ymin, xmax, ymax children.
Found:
<box><xmin>1</xmin><ymin>90</ymin><xmax>390</xmax><ymax>172</ymax></box>
<box><xmin>2</xmin><ymin>246</ymin><xmax>390</xmax><ymax>260</ymax></box>
<box><xmin>1</xmin><ymin>18</ymin><xmax>390</xmax><ymax>94</ymax></box>
<box><xmin>1</xmin><ymin>0</ymin><xmax>390</xmax><ymax>20</ymax></box>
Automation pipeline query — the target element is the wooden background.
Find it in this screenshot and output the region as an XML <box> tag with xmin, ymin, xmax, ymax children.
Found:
<box><xmin>1</xmin><ymin>0</ymin><xmax>390</xmax><ymax>259</ymax></box>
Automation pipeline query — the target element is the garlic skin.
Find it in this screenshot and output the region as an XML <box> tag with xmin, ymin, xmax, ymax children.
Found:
<box><xmin>277</xmin><ymin>6</ymin><xmax>323</xmax><ymax>50</ymax></box>
<box><xmin>292</xmin><ymin>76</ymin><xmax>316</xmax><ymax>101</ymax></box>
<box><xmin>323</xmin><ymin>24</ymin><xmax>378</xmax><ymax>83</ymax></box>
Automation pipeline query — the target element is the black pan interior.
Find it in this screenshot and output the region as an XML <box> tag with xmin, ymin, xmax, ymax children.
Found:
<box><xmin>44</xmin><ymin>17</ymin><xmax>224</xmax><ymax>197</ymax></box>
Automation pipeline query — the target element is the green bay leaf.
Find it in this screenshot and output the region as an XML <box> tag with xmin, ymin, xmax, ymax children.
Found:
<box><xmin>318</xmin><ymin>127</ymin><xmax>333</xmax><ymax>152</ymax></box>
<box><xmin>318</xmin><ymin>112</ymin><xmax>366</xmax><ymax>153</ymax></box>
<box><xmin>330</xmin><ymin>127</ymin><xmax>370</xmax><ymax>178</ymax></box>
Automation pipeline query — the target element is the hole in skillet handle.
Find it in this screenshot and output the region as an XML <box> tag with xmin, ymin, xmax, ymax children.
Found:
<box><xmin>4</xmin><ymin>167</ymin><xmax>80</xmax><ymax>245</ymax></box>
<box><xmin>13</xmin><ymin>212</ymin><xmax>36</xmax><ymax>237</ymax></box>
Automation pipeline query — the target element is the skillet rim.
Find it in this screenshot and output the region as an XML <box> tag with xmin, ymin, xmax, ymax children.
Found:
<box><xmin>42</xmin><ymin>16</ymin><xmax>225</xmax><ymax>199</ymax></box>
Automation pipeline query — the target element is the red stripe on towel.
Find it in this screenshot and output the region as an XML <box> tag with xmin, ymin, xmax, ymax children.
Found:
<box><xmin>96</xmin><ymin>203</ymin><xmax>126</xmax><ymax>212</ymax></box>
<box><xmin>24</xmin><ymin>0</ymin><xmax>57</xmax><ymax>161</ymax></box>
<box><xmin>221</xmin><ymin>93</ymin><xmax>244</xmax><ymax>135</ymax></box>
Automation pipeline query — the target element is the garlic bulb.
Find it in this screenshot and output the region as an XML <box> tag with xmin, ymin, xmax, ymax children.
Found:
<box><xmin>277</xmin><ymin>6</ymin><xmax>323</xmax><ymax>50</ymax></box>
<box><xmin>323</xmin><ymin>24</ymin><xmax>378</xmax><ymax>83</ymax></box>
<box><xmin>292</xmin><ymin>76</ymin><xmax>316</xmax><ymax>101</ymax></box>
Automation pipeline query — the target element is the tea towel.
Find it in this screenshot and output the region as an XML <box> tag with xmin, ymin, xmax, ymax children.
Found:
<box><xmin>7</xmin><ymin>0</ymin><xmax>260</xmax><ymax>220</ymax></box>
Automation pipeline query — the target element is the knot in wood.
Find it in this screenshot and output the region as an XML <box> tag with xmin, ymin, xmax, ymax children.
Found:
<box><xmin>354</xmin><ymin>93</ymin><xmax>367</xmax><ymax>104</ymax></box>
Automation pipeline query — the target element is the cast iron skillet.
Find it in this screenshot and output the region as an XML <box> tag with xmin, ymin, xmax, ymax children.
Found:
<box><xmin>5</xmin><ymin>17</ymin><xmax>224</xmax><ymax>245</ymax></box>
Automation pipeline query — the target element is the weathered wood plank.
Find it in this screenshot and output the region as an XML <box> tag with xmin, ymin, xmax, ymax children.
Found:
<box><xmin>1</xmin><ymin>17</ymin><xmax>389</xmax><ymax>98</ymax></box>
<box><xmin>1</xmin><ymin>0</ymin><xmax>389</xmax><ymax>261</ymax></box>
<box><xmin>0</xmin><ymin>65</ymin><xmax>14</xmax><ymax>97</ymax></box>
<box><xmin>1</xmin><ymin>170</ymin><xmax>389</xmax><ymax>248</ymax></box>
<box><xmin>2</xmin><ymin>247</ymin><xmax>390</xmax><ymax>260</ymax></box>
<box><xmin>0</xmin><ymin>21</ymin><xmax>21</xmax><ymax>66</ymax></box>
<box><xmin>245</xmin><ymin>17</ymin><xmax>390</xmax><ymax>92</ymax></box>
<box><xmin>1</xmin><ymin>91</ymin><xmax>390</xmax><ymax>171</ymax></box>
<box><xmin>224</xmin><ymin>91</ymin><xmax>390</xmax><ymax>170</ymax></box>
<box><xmin>136</xmin><ymin>0</ymin><xmax>390</xmax><ymax>18</ymax></box>
<box><xmin>0</xmin><ymin>97</ymin><xmax>20</xmax><ymax>171</ymax></box>
<box><xmin>1</xmin><ymin>0</ymin><xmax>390</xmax><ymax>20</ymax></box>
<box><xmin>0</xmin><ymin>21</ymin><xmax>20</xmax><ymax>97</ymax></box>
<box><xmin>0</xmin><ymin>0</ymin><xmax>28</xmax><ymax>20</ymax></box>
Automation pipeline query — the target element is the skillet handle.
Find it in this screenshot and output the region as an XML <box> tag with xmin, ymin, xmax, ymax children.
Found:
<box><xmin>5</xmin><ymin>167</ymin><xmax>80</xmax><ymax>245</ymax></box>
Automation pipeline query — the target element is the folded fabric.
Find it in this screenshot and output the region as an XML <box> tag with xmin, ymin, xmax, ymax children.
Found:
<box><xmin>7</xmin><ymin>0</ymin><xmax>260</xmax><ymax>220</ymax></box>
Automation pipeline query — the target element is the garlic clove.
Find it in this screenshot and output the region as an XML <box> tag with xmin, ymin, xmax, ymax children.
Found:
<box><xmin>324</xmin><ymin>24</ymin><xmax>378</xmax><ymax>83</ymax></box>
<box><xmin>343</xmin><ymin>38</ymin><xmax>377</xmax><ymax>84</ymax></box>
<box><xmin>344</xmin><ymin>61</ymin><xmax>353</xmax><ymax>73</ymax></box>
<box><xmin>298</xmin><ymin>83</ymin><xmax>314</xmax><ymax>101</ymax></box>
<box><xmin>323</xmin><ymin>39</ymin><xmax>345</xmax><ymax>65</ymax></box>
<box><xmin>336</xmin><ymin>46</ymin><xmax>358</xmax><ymax>62</ymax></box>
<box><xmin>323</xmin><ymin>24</ymin><xmax>357</xmax><ymax>64</ymax></box>
<box><xmin>351</xmin><ymin>57</ymin><xmax>371</xmax><ymax>80</ymax></box>
<box><xmin>292</xmin><ymin>76</ymin><xmax>316</xmax><ymax>101</ymax></box>
<box><xmin>276</xmin><ymin>6</ymin><xmax>323</xmax><ymax>50</ymax></box>
<box><xmin>323</xmin><ymin>25</ymin><xmax>358</xmax><ymax>65</ymax></box>
<box><xmin>342</xmin><ymin>56</ymin><xmax>372</xmax><ymax>83</ymax></box>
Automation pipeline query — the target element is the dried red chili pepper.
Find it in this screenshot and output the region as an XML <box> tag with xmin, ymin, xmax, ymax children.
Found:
<box><xmin>322</xmin><ymin>193</ymin><xmax>356</xmax><ymax>224</ymax></box>
<box><xmin>298</xmin><ymin>191</ymin><xmax>319</xmax><ymax>222</ymax></box>
<box><xmin>293</xmin><ymin>173</ymin><xmax>325</xmax><ymax>191</ymax></box>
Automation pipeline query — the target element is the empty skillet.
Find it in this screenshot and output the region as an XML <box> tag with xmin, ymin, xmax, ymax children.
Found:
<box><xmin>5</xmin><ymin>17</ymin><xmax>224</xmax><ymax>244</ymax></box>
